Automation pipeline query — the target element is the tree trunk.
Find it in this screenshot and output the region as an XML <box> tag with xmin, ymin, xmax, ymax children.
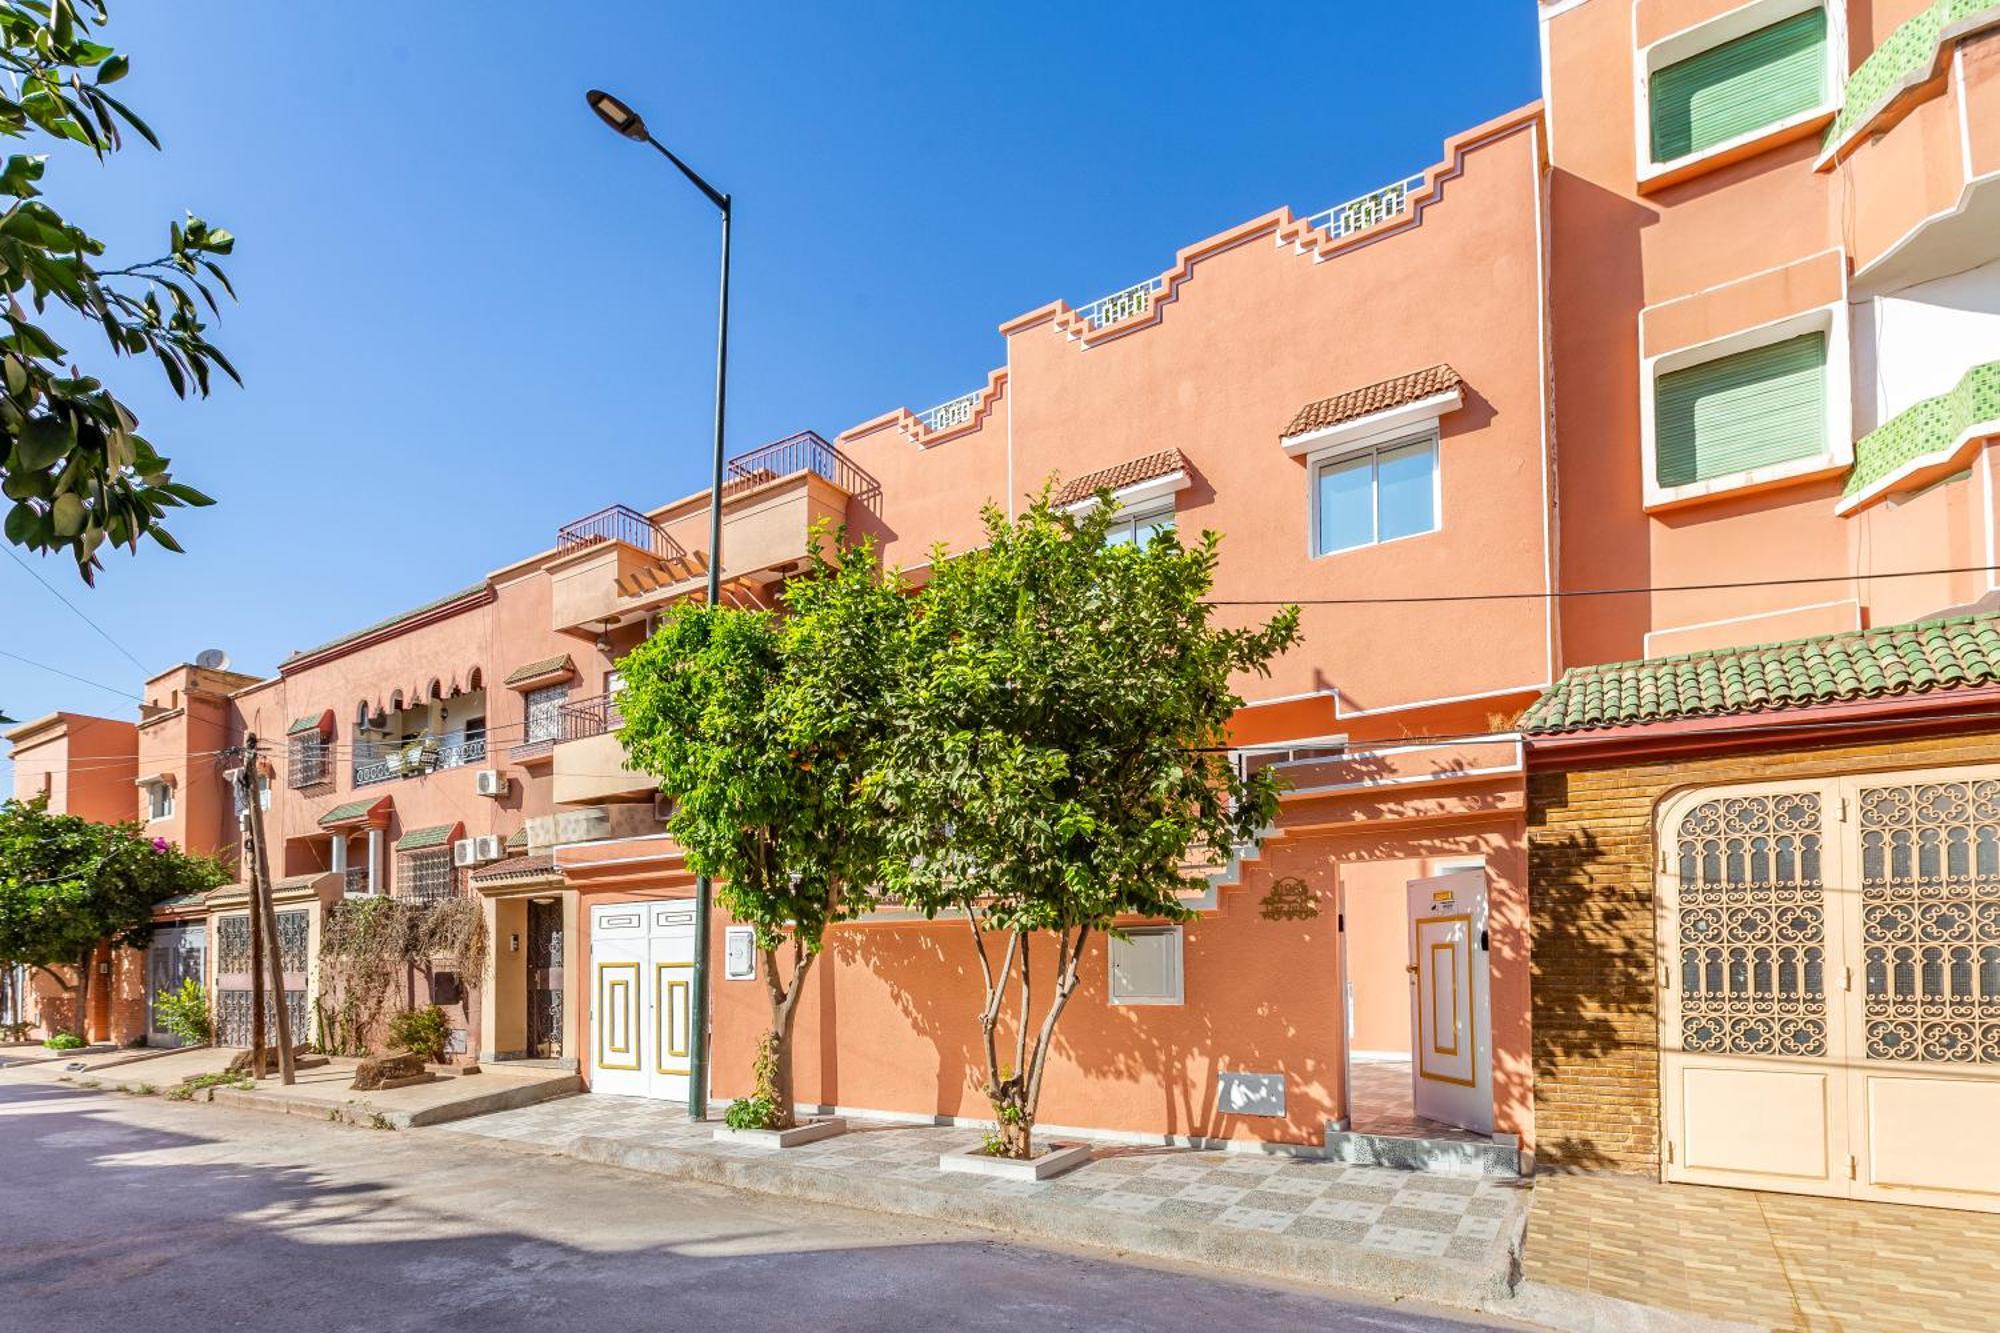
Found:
<box><xmin>761</xmin><ymin>945</ymin><xmax>815</xmax><ymax>1131</ymax></box>
<box><xmin>70</xmin><ymin>946</ymin><xmax>94</xmax><ymax>1040</ymax></box>
<box><xmin>998</xmin><ymin>1112</ymin><xmax>1033</xmax><ymax>1159</ymax></box>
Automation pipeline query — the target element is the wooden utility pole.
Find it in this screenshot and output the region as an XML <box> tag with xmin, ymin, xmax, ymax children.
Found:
<box><xmin>240</xmin><ymin>735</ymin><xmax>296</xmax><ymax>1084</ymax></box>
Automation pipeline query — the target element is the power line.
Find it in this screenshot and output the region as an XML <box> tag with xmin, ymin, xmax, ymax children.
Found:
<box><xmin>3</xmin><ymin>546</ymin><xmax>148</xmax><ymax>670</ymax></box>
<box><xmin>0</xmin><ymin>649</ymin><xmax>145</xmax><ymax>703</ymax></box>
<box><xmin>1204</xmin><ymin>562</ymin><xmax>2000</xmax><ymax>606</ymax></box>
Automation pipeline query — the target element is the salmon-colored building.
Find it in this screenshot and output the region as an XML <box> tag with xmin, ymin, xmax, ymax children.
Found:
<box><xmin>11</xmin><ymin>0</ymin><xmax>2000</xmax><ymax>1210</ymax></box>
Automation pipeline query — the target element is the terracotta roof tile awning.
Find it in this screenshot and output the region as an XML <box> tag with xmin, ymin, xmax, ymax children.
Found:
<box><xmin>1053</xmin><ymin>450</ymin><xmax>1187</xmax><ymax>507</ymax></box>
<box><xmin>469</xmin><ymin>852</ymin><xmax>558</xmax><ymax>886</ymax></box>
<box><xmin>1519</xmin><ymin>613</ymin><xmax>2000</xmax><ymax>735</ymax></box>
<box><xmin>505</xmin><ymin>654</ymin><xmax>577</xmax><ymax>688</ymax></box>
<box><xmin>318</xmin><ymin>795</ymin><xmax>391</xmax><ymax>829</ymax></box>
<box><xmin>287</xmin><ymin>710</ymin><xmax>334</xmax><ymax>736</ymax></box>
<box><xmin>504</xmin><ymin>827</ymin><xmax>529</xmax><ymax>851</ymax></box>
<box><xmin>1283</xmin><ymin>365</ymin><xmax>1462</xmax><ymax>440</ymax></box>
<box><xmin>396</xmin><ymin>823</ymin><xmax>461</xmax><ymax>852</ymax></box>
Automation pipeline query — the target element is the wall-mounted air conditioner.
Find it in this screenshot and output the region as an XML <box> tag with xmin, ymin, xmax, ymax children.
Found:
<box><xmin>452</xmin><ymin>838</ymin><xmax>480</xmax><ymax>869</ymax></box>
<box><xmin>473</xmin><ymin>834</ymin><xmax>505</xmax><ymax>862</ymax></box>
<box><xmin>475</xmin><ymin>769</ymin><xmax>508</xmax><ymax>798</ymax></box>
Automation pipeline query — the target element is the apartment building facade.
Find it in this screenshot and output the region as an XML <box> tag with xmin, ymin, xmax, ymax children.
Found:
<box><xmin>9</xmin><ymin>0</ymin><xmax>1999</xmax><ymax>1211</ymax></box>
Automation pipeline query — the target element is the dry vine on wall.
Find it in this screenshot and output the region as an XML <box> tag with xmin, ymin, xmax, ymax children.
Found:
<box><xmin>315</xmin><ymin>897</ymin><xmax>487</xmax><ymax>1056</ymax></box>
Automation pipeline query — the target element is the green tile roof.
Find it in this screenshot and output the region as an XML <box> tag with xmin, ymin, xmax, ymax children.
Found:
<box><xmin>504</xmin><ymin>827</ymin><xmax>528</xmax><ymax>850</ymax></box>
<box><xmin>318</xmin><ymin>798</ymin><xmax>381</xmax><ymax>827</ymax></box>
<box><xmin>1842</xmin><ymin>361</ymin><xmax>2000</xmax><ymax>507</ymax></box>
<box><xmin>1824</xmin><ymin>1</ymin><xmax>2000</xmax><ymax>156</ymax></box>
<box><xmin>286</xmin><ymin>714</ymin><xmax>324</xmax><ymax>736</ymax></box>
<box><xmin>396</xmin><ymin>823</ymin><xmax>459</xmax><ymax>852</ymax></box>
<box><xmin>1520</xmin><ymin>613</ymin><xmax>2000</xmax><ymax>734</ymax></box>
<box><xmin>504</xmin><ymin>654</ymin><xmax>575</xmax><ymax>686</ymax></box>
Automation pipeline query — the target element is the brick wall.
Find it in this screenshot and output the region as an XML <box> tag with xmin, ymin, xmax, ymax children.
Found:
<box><xmin>1528</xmin><ymin>725</ymin><xmax>2000</xmax><ymax>1173</ymax></box>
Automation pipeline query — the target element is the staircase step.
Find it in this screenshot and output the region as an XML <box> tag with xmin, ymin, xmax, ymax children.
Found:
<box><xmin>1323</xmin><ymin>1124</ymin><xmax>1521</xmax><ymax>1178</ymax></box>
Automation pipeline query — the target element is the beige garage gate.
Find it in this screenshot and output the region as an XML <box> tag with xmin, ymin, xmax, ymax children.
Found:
<box><xmin>1658</xmin><ymin>768</ymin><xmax>2000</xmax><ymax>1212</ymax></box>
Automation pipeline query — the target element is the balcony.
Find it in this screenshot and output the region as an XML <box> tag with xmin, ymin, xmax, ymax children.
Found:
<box><xmin>549</xmin><ymin>431</ymin><xmax>876</xmax><ymax>635</ymax></box>
<box><xmin>551</xmin><ymin>692</ymin><xmax>654</xmax><ymax>805</ymax></box>
<box><xmin>352</xmin><ymin>733</ymin><xmax>488</xmax><ymax>788</ymax></box>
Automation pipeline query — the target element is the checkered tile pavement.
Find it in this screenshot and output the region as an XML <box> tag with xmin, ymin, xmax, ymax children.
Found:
<box><xmin>444</xmin><ymin>1093</ymin><xmax>1529</xmax><ymax>1264</ymax></box>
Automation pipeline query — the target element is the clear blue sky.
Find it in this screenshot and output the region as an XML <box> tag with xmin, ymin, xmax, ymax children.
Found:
<box><xmin>0</xmin><ymin>1</ymin><xmax>1537</xmax><ymax>776</ymax></box>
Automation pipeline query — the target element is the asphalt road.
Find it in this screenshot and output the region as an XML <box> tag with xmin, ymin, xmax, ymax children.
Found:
<box><xmin>0</xmin><ymin>1076</ymin><xmax>1505</xmax><ymax>1332</ymax></box>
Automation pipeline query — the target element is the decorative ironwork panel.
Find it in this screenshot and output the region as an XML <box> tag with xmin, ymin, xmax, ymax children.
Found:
<box><xmin>214</xmin><ymin>987</ymin><xmax>305</xmax><ymax>1049</ymax></box>
<box><xmin>216</xmin><ymin>914</ymin><xmax>252</xmax><ymax>974</ymax></box>
<box><xmin>523</xmin><ymin>685</ymin><xmax>569</xmax><ymax>745</ymax></box>
<box><xmin>530</xmin><ymin>988</ymin><xmax>563</xmax><ymax>1060</ymax></box>
<box><xmin>398</xmin><ymin>850</ymin><xmax>459</xmax><ymax>904</ymax></box>
<box><xmin>1859</xmin><ymin>780</ymin><xmax>2000</xmax><ymax>1063</ymax></box>
<box><xmin>277</xmin><ymin>908</ymin><xmax>310</xmax><ymax>974</ymax></box>
<box><xmin>1675</xmin><ymin>793</ymin><xmax>1827</xmax><ymax>1057</ymax></box>
<box><xmin>217</xmin><ymin>988</ymin><xmax>251</xmax><ymax>1048</ymax></box>
<box><xmin>288</xmin><ymin>735</ymin><xmax>330</xmax><ymax>789</ymax></box>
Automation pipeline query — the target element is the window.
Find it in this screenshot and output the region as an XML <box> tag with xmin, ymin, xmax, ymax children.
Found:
<box><xmin>1312</xmin><ymin>436</ymin><xmax>1437</xmax><ymax>556</ymax></box>
<box><xmin>233</xmin><ymin>773</ymin><xmax>272</xmax><ymax>816</ymax></box>
<box><xmin>1109</xmin><ymin>926</ymin><xmax>1184</xmax><ymax>1005</ymax></box>
<box><xmin>145</xmin><ymin>781</ymin><xmax>174</xmax><ymax>822</ymax></box>
<box><xmin>397</xmin><ymin>849</ymin><xmax>457</xmax><ymax>905</ymax></box>
<box><xmin>1648</xmin><ymin>6</ymin><xmax>1829</xmax><ymax>165</ymax></box>
<box><xmin>288</xmin><ymin>733</ymin><xmax>330</xmax><ymax>789</ymax></box>
<box><xmin>1656</xmin><ymin>331</ymin><xmax>1827</xmax><ymax>487</ymax></box>
<box><xmin>1104</xmin><ymin>501</ymin><xmax>1176</xmax><ymax>547</ymax></box>
<box><xmin>523</xmin><ymin>684</ymin><xmax>568</xmax><ymax>745</ymax></box>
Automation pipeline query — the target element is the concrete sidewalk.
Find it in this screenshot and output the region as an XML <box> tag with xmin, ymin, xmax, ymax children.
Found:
<box><xmin>433</xmin><ymin>1095</ymin><xmax>1532</xmax><ymax>1316</ymax></box>
<box><xmin>5</xmin><ymin>1049</ymin><xmax>579</xmax><ymax>1129</ymax></box>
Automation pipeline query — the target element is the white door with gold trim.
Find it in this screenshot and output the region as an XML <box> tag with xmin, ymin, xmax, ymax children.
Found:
<box><xmin>1406</xmin><ymin>869</ymin><xmax>1492</xmax><ymax>1133</ymax></box>
<box><xmin>589</xmin><ymin>901</ymin><xmax>696</xmax><ymax>1101</ymax></box>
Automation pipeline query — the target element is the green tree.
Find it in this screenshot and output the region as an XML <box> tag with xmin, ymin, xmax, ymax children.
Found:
<box><xmin>619</xmin><ymin>535</ymin><xmax>907</xmax><ymax>1129</ymax></box>
<box><xmin>0</xmin><ymin>1</ymin><xmax>238</xmax><ymax>582</ymax></box>
<box><xmin>875</xmin><ymin>492</ymin><xmax>1300</xmax><ymax>1159</ymax></box>
<box><xmin>0</xmin><ymin>795</ymin><xmax>225</xmax><ymax>1038</ymax></box>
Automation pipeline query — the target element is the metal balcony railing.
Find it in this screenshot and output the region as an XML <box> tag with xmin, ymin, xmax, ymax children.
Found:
<box><xmin>721</xmin><ymin>430</ymin><xmax>880</xmax><ymax>502</ymax></box>
<box><xmin>352</xmin><ymin>733</ymin><xmax>488</xmax><ymax>788</ymax></box>
<box><xmin>556</xmin><ymin>692</ymin><xmax>623</xmax><ymax>743</ymax></box>
<box><xmin>556</xmin><ymin>503</ymin><xmax>688</xmax><ymax>561</ymax></box>
<box><xmin>916</xmin><ymin>389</ymin><xmax>983</xmax><ymax>434</ymax></box>
<box><xmin>1302</xmin><ymin>173</ymin><xmax>1426</xmax><ymax>242</ymax></box>
<box><xmin>1074</xmin><ymin>277</ymin><xmax>1165</xmax><ymax>331</ymax></box>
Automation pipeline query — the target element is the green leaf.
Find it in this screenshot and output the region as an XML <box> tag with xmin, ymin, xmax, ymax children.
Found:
<box><xmin>4</xmin><ymin>499</ymin><xmax>36</xmax><ymax>543</ymax></box>
<box><xmin>147</xmin><ymin>524</ymin><xmax>182</xmax><ymax>553</ymax></box>
<box><xmin>49</xmin><ymin>490</ymin><xmax>83</xmax><ymax>536</ymax></box>
<box><xmin>15</xmin><ymin>412</ymin><xmax>69</xmax><ymax>468</ymax></box>
<box><xmin>96</xmin><ymin>54</ymin><xmax>127</xmax><ymax>84</ymax></box>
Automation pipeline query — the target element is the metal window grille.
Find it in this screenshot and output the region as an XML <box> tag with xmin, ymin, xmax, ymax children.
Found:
<box><xmin>288</xmin><ymin>734</ymin><xmax>330</xmax><ymax>789</ymax></box>
<box><xmin>524</xmin><ymin>685</ymin><xmax>568</xmax><ymax>745</ymax></box>
<box><xmin>397</xmin><ymin>849</ymin><xmax>459</xmax><ymax>905</ymax></box>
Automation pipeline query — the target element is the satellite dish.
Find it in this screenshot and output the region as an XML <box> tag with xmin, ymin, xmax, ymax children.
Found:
<box><xmin>195</xmin><ymin>648</ymin><xmax>231</xmax><ymax>671</ymax></box>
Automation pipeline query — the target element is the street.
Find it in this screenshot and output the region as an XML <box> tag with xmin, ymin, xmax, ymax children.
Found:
<box><xmin>0</xmin><ymin>1079</ymin><xmax>1500</xmax><ymax>1332</ymax></box>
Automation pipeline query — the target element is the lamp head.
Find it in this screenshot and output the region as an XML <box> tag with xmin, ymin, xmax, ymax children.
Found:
<box><xmin>586</xmin><ymin>89</ymin><xmax>649</xmax><ymax>142</ymax></box>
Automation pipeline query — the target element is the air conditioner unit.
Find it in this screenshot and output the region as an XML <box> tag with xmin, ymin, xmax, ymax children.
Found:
<box><xmin>474</xmin><ymin>834</ymin><xmax>505</xmax><ymax>862</ymax></box>
<box><xmin>475</xmin><ymin>769</ymin><xmax>508</xmax><ymax>798</ymax></box>
<box><xmin>452</xmin><ymin>838</ymin><xmax>480</xmax><ymax>869</ymax></box>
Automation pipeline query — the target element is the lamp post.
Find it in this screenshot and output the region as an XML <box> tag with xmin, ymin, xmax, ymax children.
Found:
<box><xmin>587</xmin><ymin>87</ymin><xmax>729</xmax><ymax>1121</ymax></box>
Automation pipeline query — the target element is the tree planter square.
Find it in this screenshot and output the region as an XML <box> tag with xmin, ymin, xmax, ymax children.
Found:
<box><xmin>939</xmin><ymin>1141</ymin><xmax>1092</xmax><ymax>1182</ymax></box>
<box><xmin>713</xmin><ymin>1116</ymin><xmax>847</xmax><ymax>1149</ymax></box>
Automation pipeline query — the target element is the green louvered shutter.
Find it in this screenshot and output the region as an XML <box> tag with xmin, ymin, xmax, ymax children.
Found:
<box><xmin>1650</xmin><ymin>8</ymin><xmax>1828</xmax><ymax>162</ymax></box>
<box><xmin>1656</xmin><ymin>332</ymin><xmax>1828</xmax><ymax>487</ymax></box>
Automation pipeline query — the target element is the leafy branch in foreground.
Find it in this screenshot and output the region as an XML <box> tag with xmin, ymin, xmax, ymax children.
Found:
<box><xmin>0</xmin><ymin>1</ymin><xmax>238</xmax><ymax>581</ymax></box>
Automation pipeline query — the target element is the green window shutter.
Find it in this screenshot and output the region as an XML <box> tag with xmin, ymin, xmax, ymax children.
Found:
<box><xmin>1656</xmin><ymin>332</ymin><xmax>1828</xmax><ymax>487</ymax></box>
<box><xmin>1650</xmin><ymin>8</ymin><xmax>1828</xmax><ymax>162</ymax></box>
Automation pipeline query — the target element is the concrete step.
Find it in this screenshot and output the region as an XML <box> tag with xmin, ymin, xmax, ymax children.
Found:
<box><xmin>1323</xmin><ymin>1124</ymin><xmax>1521</xmax><ymax>1178</ymax></box>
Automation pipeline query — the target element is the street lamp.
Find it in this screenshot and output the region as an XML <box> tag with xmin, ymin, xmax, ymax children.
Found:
<box><xmin>587</xmin><ymin>86</ymin><xmax>730</xmax><ymax>1122</ymax></box>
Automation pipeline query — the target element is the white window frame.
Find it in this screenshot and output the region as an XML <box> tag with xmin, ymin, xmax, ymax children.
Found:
<box><xmin>1109</xmin><ymin>925</ymin><xmax>1185</xmax><ymax>1006</ymax></box>
<box><xmin>1306</xmin><ymin>431</ymin><xmax>1442</xmax><ymax>559</ymax></box>
<box><xmin>142</xmin><ymin>779</ymin><xmax>174</xmax><ymax>822</ymax></box>
<box><xmin>1639</xmin><ymin>300</ymin><xmax>1852</xmax><ymax>509</ymax></box>
<box><xmin>1633</xmin><ymin>0</ymin><xmax>1845</xmax><ymax>187</ymax></box>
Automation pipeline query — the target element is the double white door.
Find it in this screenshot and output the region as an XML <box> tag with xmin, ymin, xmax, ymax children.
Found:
<box><xmin>590</xmin><ymin>901</ymin><xmax>695</xmax><ymax>1101</ymax></box>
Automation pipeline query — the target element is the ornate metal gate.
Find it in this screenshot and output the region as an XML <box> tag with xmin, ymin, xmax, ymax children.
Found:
<box><xmin>1660</xmin><ymin>769</ymin><xmax>2000</xmax><ymax>1211</ymax></box>
<box><xmin>214</xmin><ymin>909</ymin><xmax>309</xmax><ymax>1048</ymax></box>
<box><xmin>145</xmin><ymin>923</ymin><xmax>206</xmax><ymax>1047</ymax></box>
<box><xmin>527</xmin><ymin>899</ymin><xmax>563</xmax><ymax>1059</ymax></box>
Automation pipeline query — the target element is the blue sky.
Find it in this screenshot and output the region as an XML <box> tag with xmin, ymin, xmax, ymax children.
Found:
<box><xmin>0</xmin><ymin>1</ymin><xmax>1537</xmax><ymax>775</ymax></box>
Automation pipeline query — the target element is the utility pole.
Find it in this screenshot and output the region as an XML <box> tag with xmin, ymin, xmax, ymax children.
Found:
<box><xmin>240</xmin><ymin>734</ymin><xmax>296</xmax><ymax>1084</ymax></box>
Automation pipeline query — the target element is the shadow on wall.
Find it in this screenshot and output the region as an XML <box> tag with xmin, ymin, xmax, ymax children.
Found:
<box><xmin>1526</xmin><ymin>776</ymin><xmax>1658</xmax><ymax>1171</ymax></box>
